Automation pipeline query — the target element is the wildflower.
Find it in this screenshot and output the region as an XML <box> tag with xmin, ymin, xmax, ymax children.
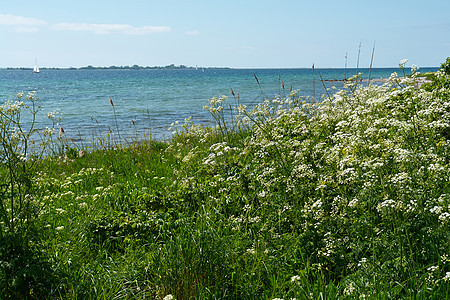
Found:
<box><xmin>312</xmin><ymin>199</ymin><xmax>322</xmax><ymax>209</ymax></box>
<box><xmin>42</xmin><ymin>127</ymin><xmax>54</xmax><ymax>136</ymax></box>
<box><xmin>55</xmin><ymin>226</ymin><xmax>64</xmax><ymax>231</ymax></box>
<box><xmin>47</xmin><ymin>110</ymin><xmax>60</xmax><ymax>121</ymax></box>
<box><xmin>61</xmin><ymin>191</ymin><xmax>75</xmax><ymax>198</ymax></box>
<box><xmin>236</xmin><ymin>104</ymin><xmax>247</xmax><ymax>114</ymax></box>
<box><xmin>291</xmin><ymin>275</ymin><xmax>301</xmax><ymax>285</ymax></box>
<box><xmin>182</xmin><ymin>151</ymin><xmax>195</xmax><ymax>163</ymax></box>
<box><xmin>377</xmin><ymin>199</ymin><xmax>397</xmax><ymax>213</ymax></box>
<box><xmin>55</xmin><ymin>208</ymin><xmax>66</xmax><ymax>214</ymax></box>
<box><xmin>344</xmin><ymin>281</ymin><xmax>356</xmax><ymax>295</ymax></box>
<box><xmin>438</xmin><ymin>212</ymin><xmax>450</xmax><ymax>223</ymax></box>
<box><xmin>163</xmin><ymin>295</ymin><xmax>175</xmax><ymax>300</ymax></box>
<box><xmin>249</xmin><ymin>216</ymin><xmax>261</xmax><ymax>223</ymax></box>
<box><xmin>399</xmin><ymin>58</ymin><xmax>408</xmax><ymax>65</ymax></box>
<box><xmin>429</xmin><ymin>206</ymin><xmax>443</xmax><ymax>215</ymax></box>
<box><xmin>348</xmin><ymin>198</ymin><xmax>359</xmax><ymax>207</ymax></box>
<box><xmin>358</xmin><ymin>257</ymin><xmax>367</xmax><ymax>267</ymax></box>
<box><xmin>427</xmin><ymin>265</ymin><xmax>439</xmax><ymax>272</ymax></box>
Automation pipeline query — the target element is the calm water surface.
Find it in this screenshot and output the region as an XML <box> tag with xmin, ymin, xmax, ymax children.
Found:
<box><xmin>0</xmin><ymin>67</ymin><xmax>437</xmax><ymax>143</ymax></box>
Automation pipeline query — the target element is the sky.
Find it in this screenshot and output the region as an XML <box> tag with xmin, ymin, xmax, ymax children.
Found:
<box><xmin>1</xmin><ymin>0</ymin><xmax>449</xmax><ymax>68</ymax></box>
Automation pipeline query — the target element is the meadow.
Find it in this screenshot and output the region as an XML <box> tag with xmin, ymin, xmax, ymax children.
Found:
<box><xmin>0</xmin><ymin>59</ymin><xmax>449</xmax><ymax>299</ymax></box>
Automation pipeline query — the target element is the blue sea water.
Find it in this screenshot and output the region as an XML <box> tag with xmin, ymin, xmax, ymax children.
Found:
<box><xmin>0</xmin><ymin>67</ymin><xmax>437</xmax><ymax>143</ymax></box>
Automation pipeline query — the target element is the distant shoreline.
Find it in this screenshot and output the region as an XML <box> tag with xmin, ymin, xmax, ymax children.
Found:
<box><xmin>0</xmin><ymin>65</ymin><xmax>439</xmax><ymax>71</ymax></box>
<box><xmin>0</xmin><ymin>64</ymin><xmax>231</xmax><ymax>71</ymax></box>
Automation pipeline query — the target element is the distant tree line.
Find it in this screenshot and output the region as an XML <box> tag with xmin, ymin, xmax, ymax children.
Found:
<box><xmin>3</xmin><ymin>64</ymin><xmax>230</xmax><ymax>70</ymax></box>
<box><xmin>79</xmin><ymin>64</ymin><xmax>196</xmax><ymax>70</ymax></box>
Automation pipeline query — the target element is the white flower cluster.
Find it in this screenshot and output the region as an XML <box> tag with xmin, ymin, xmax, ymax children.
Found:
<box><xmin>169</xmin><ymin>65</ymin><xmax>449</xmax><ymax>288</ymax></box>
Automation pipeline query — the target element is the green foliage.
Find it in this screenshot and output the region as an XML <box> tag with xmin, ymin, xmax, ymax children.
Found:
<box><xmin>0</xmin><ymin>231</ymin><xmax>62</xmax><ymax>299</ymax></box>
<box><xmin>0</xmin><ymin>92</ymin><xmax>61</xmax><ymax>299</ymax></box>
<box><xmin>167</xmin><ymin>62</ymin><xmax>450</xmax><ymax>298</ymax></box>
<box><xmin>2</xmin><ymin>58</ymin><xmax>449</xmax><ymax>299</ymax></box>
<box><xmin>86</xmin><ymin>209</ymin><xmax>161</xmax><ymax>252</ymax></box>
<box><xmin>422</xmin><ymin>57</ymin><xmax>450</xmax><ymax>91</ymax></box>
<box><xmin>440</xmin><ymin>57</ymin><xmax>450</xmax><ymax>75</ymax></box>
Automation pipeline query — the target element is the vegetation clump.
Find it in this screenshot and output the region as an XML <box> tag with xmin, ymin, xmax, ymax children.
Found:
<box><xmin>0</xmin><ymin>59</ymin><xmax>449</xmax><ymax>299</ymax></box>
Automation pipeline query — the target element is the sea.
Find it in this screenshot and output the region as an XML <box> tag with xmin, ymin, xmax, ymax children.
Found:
<box><xmin>0</xmin><ymin>67</ymin><xmax>438</xmax><ymax>145</ymax></box>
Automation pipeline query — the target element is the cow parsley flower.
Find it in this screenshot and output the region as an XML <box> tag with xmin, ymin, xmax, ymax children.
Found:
<box><xmin>399</xmin><ymin>58</ymin><xmax>408</xmax><ymax>66</ymax></box>
<box><xmin>291</xmin><ymin>275</ymin><xmax>301</xmax><ymax>285</ymax></box>
<box><xmin>438</xmin><ymin>212</ymin><xmax>450</xmax><ymax>223</ymax></box>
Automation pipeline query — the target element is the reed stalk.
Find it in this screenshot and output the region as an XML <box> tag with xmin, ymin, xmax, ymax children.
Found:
<box><xmin>312</xmin><ymin>63</ymin><xmax>316</xmax><ymax>102</ymax></box>
<box><xmin>368</xmin><ymin>41</ymin><xmax>376</xmax><ymax>84</ymax></box>
<box><xmin>356</xmin><ymin>42</ymin><xmax>361</xmax><ymax>74</ymax></box>
<box><xmin>109</xmin><ymin>97</ymin><xmax>121</xmax><ymax>145</ymax></box>
<box><xmin>254</xmin><ymin>73</ymin><xmax>266</xmax><ymax>100</ymax></box>
<box><xmin>344</xmin><ymin>52</ymin><xmax>348</xmax><ymax>81</ymax></box>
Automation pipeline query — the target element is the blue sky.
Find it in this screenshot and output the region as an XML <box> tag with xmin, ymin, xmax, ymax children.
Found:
<box><xmin>1</xmin><ymin>0</ymin><xmax>449</xmax><ymax>68</ymax></box>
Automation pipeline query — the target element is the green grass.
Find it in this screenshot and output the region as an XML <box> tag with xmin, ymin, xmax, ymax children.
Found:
<box><xmin>1</xmin><ymin>63</ymin><xmax>450</xmax><ymax>299</ymax></box>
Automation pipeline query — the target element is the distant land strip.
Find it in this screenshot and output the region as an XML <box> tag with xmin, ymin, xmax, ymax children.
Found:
<box><xmin>2</xmin><ymin>64</ymin><xmax>230</xmax><ymax>70</ymax></box>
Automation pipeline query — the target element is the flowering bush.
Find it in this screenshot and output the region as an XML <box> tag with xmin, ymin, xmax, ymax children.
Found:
<box><xmin>170</xmin><ymin>62</ymin><xmax>449</xmax><ymax>297</ymax></box>
<box><xmin>0</xmin><ymin>92</ymin><xmax>62</xmax><ymax>298</ymax></box>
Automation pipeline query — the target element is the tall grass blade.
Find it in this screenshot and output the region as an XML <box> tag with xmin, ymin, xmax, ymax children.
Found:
<box><xmin>344</xmin><ymin>51</ymin><xmax>348</xmax><ymax>81</ymax></box>
<box><xmin>312</xmin><ymin>63</ymin><xmax>316</xmax><ymax>101</ymax></box>
<box><xmin>356</xmin><ymin>42</ymin><xmax>361</xmax><ymax>76</ymax></box>
<box><xmin>368</xmin><ymin>40</ymin><xmax>376</xmax><ymax>84</ymax></box>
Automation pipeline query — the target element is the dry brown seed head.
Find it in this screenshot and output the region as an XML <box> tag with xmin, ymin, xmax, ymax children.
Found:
<box><xmin>253</xmin><ymin>73</ymin><xmax>259</xmax><ymax>84</ymax></box>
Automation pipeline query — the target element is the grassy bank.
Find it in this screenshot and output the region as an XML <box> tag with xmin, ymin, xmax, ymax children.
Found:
<box><xmin>1</xmin><ymin>60</ymin><xmax>449</xmax><ymax>299</ymax></box>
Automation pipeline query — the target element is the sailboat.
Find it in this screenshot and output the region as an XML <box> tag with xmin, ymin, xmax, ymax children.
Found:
<box><xmin>33</xmin><ymin>59</ymin><xmax>40</xmax><ymax>73</ymax></box>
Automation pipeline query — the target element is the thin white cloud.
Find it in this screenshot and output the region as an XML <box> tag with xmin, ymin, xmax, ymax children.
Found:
<box><xmin>0</xmin><ymin>14</ymin><xmax>171</xmax><ymax>36</ymax></box>
<box><xmin>51</xmin><ymin>22</ymin><xmax>171</xmax><ymax>35</ymax></box>
<box><xmin>0</xmin><ymin>14</ymin><xmax>46</xmax><ymax>26</ymax></box>
<box><xmin>14</xmin><ymin>26</ymin><xmax>40</xmax><ymax>33</ymax></box>
<box><xmin>0</xmin><ymin>14</ymin><xmax>46</xmax><ymax>33</ymax></box>
<box><xmin>186</xmin><ymin>30</ymin><xmax>200</xmax><ymax>36</ymax></box>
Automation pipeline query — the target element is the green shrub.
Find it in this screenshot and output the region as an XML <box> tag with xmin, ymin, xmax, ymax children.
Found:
<box><xmin>440</xmin><ymin>57</ymin><xmax>450</xmax><ymax>75</ymax></box>
<box><xmin>0</xmin><ymin>231</ymin><xmax>62</xmax><ymax>299</ymax></box>
<box><xmin>0</xmin><ymin>92</ymin><xmax>62</xmax><ymax>298</ymax></box>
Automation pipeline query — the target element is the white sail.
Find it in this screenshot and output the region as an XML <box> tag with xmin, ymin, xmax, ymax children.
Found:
<box><xmin>33</xmin><ymin>59</ymin><xmax>40</xmax><ymax>73</ymax></box>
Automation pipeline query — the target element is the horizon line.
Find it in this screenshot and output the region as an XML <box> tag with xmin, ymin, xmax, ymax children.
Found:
<box><xmin>0</xmin><ymin>65</ymin><xmax>439</xmax><ymax>70</ymax></box>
